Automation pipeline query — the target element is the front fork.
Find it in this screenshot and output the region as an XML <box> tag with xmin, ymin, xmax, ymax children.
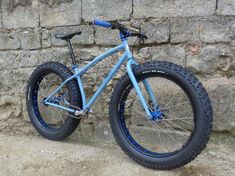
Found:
<box><xmin>126</xmin><ymin>60</ymin><xmax>158</xmax><ymax>120</ymax></box>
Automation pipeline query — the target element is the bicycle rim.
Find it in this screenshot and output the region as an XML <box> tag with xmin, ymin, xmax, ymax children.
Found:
<box><xmin>118</xmin><ymin>75</ymin><xmax>195</xmax><ymax>157</ymax></box>
<box><xmin>31</xmin><ymin>72</ymin><xmax>71</xmax><ymax>129</ymax></box>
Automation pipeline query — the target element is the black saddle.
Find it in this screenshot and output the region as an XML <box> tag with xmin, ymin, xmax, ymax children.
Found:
<box><xmin>55</xmin><ymin>31</ymin><xmax>82</xmax><ymax>40</ymax></box>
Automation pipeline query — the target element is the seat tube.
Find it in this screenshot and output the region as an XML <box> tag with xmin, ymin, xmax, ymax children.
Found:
<box><xmin>74</xmin><ymin>67</ymin><xmax>86</xmax><ymax>109</ymax></box>
<box><xmin>66</xmin><ymin>39</ymin><xmax>76</xmax><ymax>66</ymax></box>
<box><xmin>126</xmin><ymin>60</ymin><xmax>152</xmax><ymax>119</ymax></box>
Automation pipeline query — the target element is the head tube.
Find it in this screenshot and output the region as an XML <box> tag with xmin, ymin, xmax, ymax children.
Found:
<box><xmin>122</xmin><ymin>39</ymin><xmax>133</xmax><ymax>59</ymax></box>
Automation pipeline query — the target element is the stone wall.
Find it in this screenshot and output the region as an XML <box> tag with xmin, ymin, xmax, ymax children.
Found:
<box><xmin>0</xmin><ymin>0</ymin><xmax>234</xmax><ymax>136</ymax></box>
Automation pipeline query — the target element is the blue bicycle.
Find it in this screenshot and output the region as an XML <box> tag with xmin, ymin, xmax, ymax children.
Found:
<box><xmin>26</xmin><ymin>20</ymin><xmax>213</xmax><ymax>169</ymax></box>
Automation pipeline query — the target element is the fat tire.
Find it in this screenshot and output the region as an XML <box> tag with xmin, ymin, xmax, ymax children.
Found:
<box><xmin>109</xmin><ymin>61</ymin><xmax>213</xmax><ymax>170</ymax></box>
<box><xmin>26</xmin><ymin>62</ymin><xmax>82</xmax><ymax>141</ymax></box>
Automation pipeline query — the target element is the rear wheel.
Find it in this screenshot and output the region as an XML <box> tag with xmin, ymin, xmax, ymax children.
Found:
<box><xmin>26</xmin><ymin>62</ymin><xmax>82</xmax><ymax>141</ymax></box>
<box><xmin>109</xmin><ymin>61</ymin><xmax>213</xmax><ymax>169</ymax></box>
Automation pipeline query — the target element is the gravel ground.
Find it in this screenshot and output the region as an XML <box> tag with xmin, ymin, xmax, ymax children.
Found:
<box><xmin>0</xmin><ymin>123</ymin><xmax>234</xmax><ymax>176</ymax></box>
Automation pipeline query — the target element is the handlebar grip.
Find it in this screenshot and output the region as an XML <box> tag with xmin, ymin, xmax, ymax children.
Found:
<box><xmin>94</xmin><ymin>19</ymin><xmax>112</xmax><ymax>28</ymax></box>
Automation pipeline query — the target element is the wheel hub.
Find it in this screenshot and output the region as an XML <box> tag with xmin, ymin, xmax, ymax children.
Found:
<box><xmin>150</xmin><ymin>108</ymin><xmax>164</xmax><ymax>121</ymax></box>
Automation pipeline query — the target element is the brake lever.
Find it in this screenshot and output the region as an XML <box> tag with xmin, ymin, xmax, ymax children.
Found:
<box><xmin>111</xmin><ymin>22</ymin><xmax>126</xmax><ymax>31</ymax></box>
<box><xmin>142</xmin><ymin>34</ymin><xmax>148</xmax><ymax>40</ymax></box>
<box><xmin>137</xmin><ymin>33</ymin><xmax>148</xmax><ymax>44</ymax></box>
<box><xmin>138</xmin><ymin>33</ymin><xmax>148</xmax><ymax>40</ymax></box>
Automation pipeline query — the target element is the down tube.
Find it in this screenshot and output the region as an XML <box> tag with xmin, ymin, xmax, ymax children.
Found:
<box><xmin>85</xmin><ymin>53</ymin><xmax>127</xmax><ymax>109</ymax></box>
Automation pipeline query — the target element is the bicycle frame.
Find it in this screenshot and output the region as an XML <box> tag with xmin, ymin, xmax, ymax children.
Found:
<box><xmin>44</xmin><ymin>39</ymin><xmax>158</xmax><ymax>119</ymax></box>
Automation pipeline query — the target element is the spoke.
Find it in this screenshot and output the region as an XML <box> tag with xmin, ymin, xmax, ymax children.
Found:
<box><xmin>55</xmin><ymin>109</ymin><xmax>65</xmax><ymax>123</ymax></box>
<box><xmin>160</xmin><ymin>102</ymin><xmax>190</xmax><ymax>111</ymax></box>
<box><xmin>129</xmin><ymin>91</ymin><xmax>154</xmax><ymax>111</ymax></box>
<box><xmin>156</xmin><ymin>122</ymin><xmax>163</xmax><ymax>151</ymax></box>
<box><xmin>160</xmin><ymin>107</ymin><xmax>192</xmax><ymax>114</ymax></box>
<box><xmin>127</xmin><ymin>112</ymin><xmax>149</xmax><ymax>118</ymax></box>
<box><xmin>165</xmin><ymin>117</ymin><xmax>193</xmax><ymax>120</ymax></box>
<box><xmin>37</xmin><ymin>82</ymin><xmax>49</xmax><ymax>97</ymax></box>
<box><xmin>37</xmin><ymin>75</ymin><xmax>68</xmax><ymax>124</ymax></box>
<box><xmin>45</xmin><ymin>76</ymin><xmax>53</xmax><ymax>95</ymax></box>
<box><xmin>155</xmin><ymin>123</ymin><xmax>182</xmax><ymax>148</ymax></box>
<box><xmin>35</xmin><ymin>90</ymin><xmax>47</xmax><ymax>99</ymax></box>
<box><xmin>124</xmin><ymin>102</ymin><xmax>148</xmax><ymax>119</ymax></box>
<box><xmin>163</xmin><ymin>113</ymin><xmax>194</xmax><ymax>125</ymax></box>
<box><xmin>162</xmin><ymin>92</ymin><xmax>179</xmax><ymax>110</ymax></box>
<box><xmin>161</xmin><ymin>122</ymin><xmax>189</xmax><ymax>139</ymax></box>
<box><xmin>162</xmin><ymin>118</ymin><xmax>191</xmax><ymax>135</ymax></box>
<box><xmin>44</xmin><ymin>76</ymin><xmax>66</xmax><ymax>123</ymax></box>
<box><xmin>164</xmin><ymin>118</ymin><xmax>193</xmax><ymax>125</ymax></box>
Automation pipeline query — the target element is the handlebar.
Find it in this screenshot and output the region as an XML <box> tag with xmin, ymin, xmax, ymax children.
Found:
<box><xmin>93</xmin><ymin>19</ymin><xmax>112</xmax><ymax>28</ymax></box>
<box><xmin>130</xmin><ymin>33</ymin><xmax>148</xmax><ymax>39</ymax></box>
<box><xmin>93</xmin><ymin>19</ymin><xmax>148</xmax><ymax>40</ymax></box>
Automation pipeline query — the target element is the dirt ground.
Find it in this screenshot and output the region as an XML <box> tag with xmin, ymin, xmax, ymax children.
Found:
<box><xmin>0</xmin><ymin>123</ymin><xmax>234</xmax><ymax>176</ymax></box>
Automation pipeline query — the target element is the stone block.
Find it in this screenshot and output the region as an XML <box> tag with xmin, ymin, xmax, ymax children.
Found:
<box><xmin>12</xmin><ymin>68</ymin><xmax>35</xmax><ymax>95</ymax></box>
<box><xmin>231</xmin><ymin>57</ymin><xmax>235</xmax><ymax>70</ymax></box>
<box><xmin>139</xmin><ymin>46</ymin><xmax>186</xmax><ymax>66</ymax></box>
<box><xmin>40</xmin><ymin>0</ymin><xmax>81</xmax><ymax>27</ymax></box>
<box><xmin>95</xmin><ymin>27</ymin><xmax>137</xmax><ymax>46</ymax></box>
<box><xmin>0</xmin><ymin>50</ymin><xmax>41</xmax><ymax>71</ymax></box>
<box><xmin>2</xmin><ymin>0</ymin><xmax>39</xmax><ymax>29</ymax></box>
<box><xmin>187</xmin><ymin>45</ymin><xmax>219</xmax><ymax>73</ymax></box>
<box><xmin>0</xmin><ymin>94</ymin><xmax>22</xmax><ymax>120</ymax></box>
<box><xmin>217</xmin><ymin>56</ymin><xmax>233</xmax><ymax>71</ymax></box>
<box><xmin>133</xmin><ymin>0</ymin><xmax>216</xmax><ymax>18</ymax></box>
<box><xmin>33</xmin><ymin>48</ymin><xmax>70</xmax><ymax>66</ymax></box>
<box><xmin>41</xmin><ymin>30</ymin><xmax>52</xmax><ymax>48</ymax></box>
<box><xmin>214</xmin><ymin>44</ymin><xmax>234</xmax><ymax>71</ymax></box>
<box><xmin>200</xmin><ymin>17</ymin><xmax>232</xmax><ymax>43</ymax></box>
<box><xmin>51</xmin><ymin>25</ymin><xmax>94</xmax><ymax>46</ymax></box>
<box><xmin>231</xmin><ymin>21</ymin><xmax>235</xmax><ymax>46</ymax></box>
<box><xmin>203</xmin><ymin>77</ymin><xmax>234</xmax><ymax>132</ymax></box>
<box><xmin>20</xmin><ymin>31</ymin><xmax>41</xmax><ymax>50</ymax></box>
<box><xmin>73</xmin><ymin>47</ymin><xmax>103</xmax><ymax>61</ymax></box>
<box><xmin>0</xmin><ymin>48</ymin><xmax>70</xmax><ymax>71</ymax></box>
<box><xmin>95</xmin><ymin>28</ymin><xmax>120</xmax><ymax>45</ymax></box>
<box><xmin>80</xmin><ymin>123</ymin><xmax>95</xmax><ymax>137</ymax></box>
<box><xmin>141</xmin><ymin>20</ymin><xmax>169</xmax><ymax>44</ymax></box>
<box><xmin>0</xmin><ymin>7</ymin><xmax>2</xmax><ymax>29</ymax></box>
<box><xmin>17</xmin><ymin>51</ymin><xmax>41</xmax><ymax>68</ymax></box>
<box><xmin>0</xmin><ymin>33</ymin><xmax>20</xmax><ymax>50</ymax></box>
<box><xmin>94</xmin><ymin>122</ymin><xmax>114</xmax><ymax>141</ymax></box>
<box><xmin>0</xmin><ymin>51</ymin><xmax>19</xmax><ymax>71</ymax></box>
<box><xmin>170</xmin><ymin>18</ymin><xmax>200</xmax><ymax>43</ymax></box>
<box><xmin>217</xmin><ymin>0</ymin><xmax>235</xmax><ymax>15</ymax></box>
<box><xmin>214</xmin><ymin>44</ymin><xmax>234</xmax><ymax>57</ymax></box>
<box><xmin>0</xmin><ymin>70</ymin><xmax>14</xmax><ymax>91</ymax></box>
<box><xmin>25</xmin><ymin>48</ymin><xmax>70</xmax><ymax>66</ymax></box>
<box><xmin>82</xmin><ymin>0</ymin><xmax>132</xmax><ymax>22</ymax></box>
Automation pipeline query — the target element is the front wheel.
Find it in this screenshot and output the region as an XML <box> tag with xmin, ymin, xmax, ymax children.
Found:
<box><xmin>109</xmin><ymin>61</ymin><xmax>213</xmax><ymax>170</ymax></box>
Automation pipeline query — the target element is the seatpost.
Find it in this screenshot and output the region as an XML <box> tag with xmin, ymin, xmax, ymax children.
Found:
<box><xmin>66</xmin><ymin>39</ymin><xmax>76</xmax><ymax>66</ymax></box>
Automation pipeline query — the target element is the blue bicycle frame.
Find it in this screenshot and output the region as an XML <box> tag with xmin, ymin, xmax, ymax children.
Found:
<box><xmin>44</xmin><ymin>36</ymin><xmax>158</xmax><ymax>119</ymax></box>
